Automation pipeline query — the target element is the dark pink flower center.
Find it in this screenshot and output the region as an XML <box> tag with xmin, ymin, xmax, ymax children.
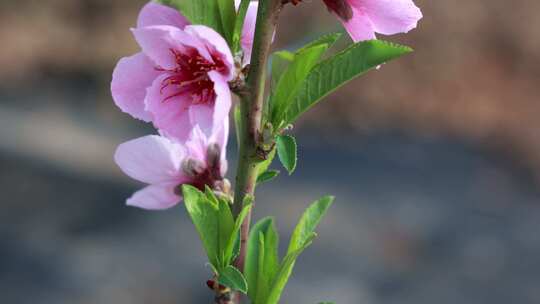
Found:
<box><xmin>180</xmin><ymin>143</ymin><xmax>223</xmax><ymax>192</ymax></box>
<box><xmin>157</xmin><ymin>47</ymin><xmax>227</xmax><ymax>105</ymax></box>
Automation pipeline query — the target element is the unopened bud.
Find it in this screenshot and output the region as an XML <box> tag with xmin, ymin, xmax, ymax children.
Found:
<box><xmin>214</xmin><ymin>178</ymin><xmax>231</xmax><ymax>195</ymax></box>
<box><xmin>206</xmin><ymin>143</ymin><xmax>222</xmax><ymax>174</ymax></box>
<box><xmin>182</xmin><ymin>158</ymin><xmax>205</xmax><ymax>178</ymax></box>
<box><xmin>206</xmin><ymin>279</ymin><xmax>228</xmax><ymax>292</ymax></box>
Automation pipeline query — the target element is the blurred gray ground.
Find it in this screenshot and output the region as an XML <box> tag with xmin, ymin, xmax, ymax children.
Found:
<box><xmin>1</xmin><ymin>83</ymin><xmax>540</xmax><ymax>304</ymax></box>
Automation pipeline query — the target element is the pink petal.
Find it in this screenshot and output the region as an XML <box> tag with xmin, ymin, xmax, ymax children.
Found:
<box><xmin>184</xmin><ymin>25</ymin><xmax>234</xmax><ymax>80</ymax></box>
<box><xmin>341</xmin><ymin>5</ymin><xmax>377</xmax><ymax>42</ymax></box>
<box><xmin>127</xmin><ymin>183</ymin><xmax>181</xmax><ymax>210</ymax></box>
<box><xmin>137</xmin><ymin>1</ymin><xmax>190</xmax><ymax>29</ymax></box>
<box><xmin>111</xmin><ymin>52</ymin><xmax>159</xmax><ymax>121</ymax></box>
<box><xmin>144</xmin><ymin>74</ymin><xmax>193</xmax><ymax>141</ymax></box>
<box><xmin>184</xmin><ymin>118</ymin><xmax>229</xmax><ymax>177</ymax></box>
<box><xmin>350</xmin><ymin>0</ymin><xmax>422</xmax><ymax>36</ymax></box>
<box><xmin>189</xmin><ymin>104</ymin><xmax>214</xmax><ymax>135</ymax></box>
<box><xmin>185</xmin><ymin>125</ymin><xmax>209</xmax><ymax>162</ymax></box>
<box><xmin>114</xmin><ymin>135</ymin><xmax>186</xmax><ymax>184</ymax></box>
<box><xmin>235</xmin><ymin>1</ymin><xmax>258</xmax><ymax>64</ymax></box>
<box><xmin>209</xmin><ymin>118</ymin><xmax>229</xmax><ymax>176</ymax></box>
<box><xmin>203</xmin><ymin>72</ymin><xmax>230</xmax><ymax>176</ymax></box>
<box><xmin>208</xmin><ymin>71</ymin><xmax>232</xmax><ymax>136</ymax></box>
<box><xmin>132</xmin><ymin>25</ymin><xmax>207</xmax><ymax>70</ymax></box>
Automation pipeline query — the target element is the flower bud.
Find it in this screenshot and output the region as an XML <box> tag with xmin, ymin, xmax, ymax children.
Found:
<box><xmin>214</xmin><ymin>178</ymin><xmax>232</xmax><ymax>195</ymax></box>
<box><xmin>182</xmin><ymin>158</ymin><xmax>206</xmax><ymax>178</ymax></box>
<box><xmin>206</xmin><ymin>143</ymin><xmax>222</xmax><ymax>177</ymax></box>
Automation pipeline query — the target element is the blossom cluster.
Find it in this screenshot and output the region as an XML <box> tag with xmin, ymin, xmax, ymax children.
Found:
<box><xmin>111</xmin><ymin>1</ymin><xmax>258</xmax><ymax>210</ymax></box>
<box><xmin>111</xmin><ymin>0</ymin><xmax>422</xmax><ymax>210</ymax></box>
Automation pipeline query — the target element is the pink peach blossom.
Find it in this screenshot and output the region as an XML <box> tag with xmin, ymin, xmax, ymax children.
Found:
<box><xmin>114</xmin><ymin>118</ymin><xmax>228</xmax><ymax>210</ymax></box>
<box><xmin>321</xmin><ymin>0</ymin><xmax>422</xmax><ymax>41</ymax></box>
<box><xmin>111</xmin><ymin>2</ymin><xmax>234</xmax><ymax>141</ymax></box>
<box><xmin>235</xmin><ymin>0</ymin><xmax>259</xmax><ymax>64</ymax></box>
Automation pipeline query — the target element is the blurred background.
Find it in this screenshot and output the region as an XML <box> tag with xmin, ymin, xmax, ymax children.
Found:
<box><xmin>2</xmin><ymin>0</ymin><xmax>540</xmax><ymax>303</ymax></box>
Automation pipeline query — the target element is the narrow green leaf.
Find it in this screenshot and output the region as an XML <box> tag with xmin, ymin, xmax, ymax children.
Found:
<box><xmin>224</xmin><ymin>203</ymin><xmax>253</xmax><ymax>264</ymax></box>
<box><xmin>218</xmin><ymin>265</ymin><xmax>248</xmax><ymax>293</ymax></box>
<box><xmin>182</xmin><ymin>185</ymin><xmax>220</xmax><ymax>267</ymax></box>
<box><xmin>203</xmin><ymin>186</ymin><xmax>235</xmax><ymax>269</ymax></box>
<box><xmin>264</xmin><ymin>197</ymin><xmax>334</xmax><ymax>304</ymax></box>
<box><xmin>257</xmin><ymin>222</ymin><xmax>279</xmax><ymax>304</ymax></box>
<box><xmin>217</xmin><ymin>0</ymin><xmax>236</xmax><ymax>44</ymax></box>
<box><xmin>257</xmin><ymin>169</ymin><xmax>280</xmax><ymax>184</ymax></box>
<box><xmin>284</xmin><ymin>40</ymin><xmax>413</xmax><ymax>124</ymax></box>
<box><xmin>234</xmin><ymin>104</ymin><xmax>242</xmax><ymax>150</ymax></box>
<box><xmin>276</xmin><ymin>135</ymin><xmax>297</xmax><ymax>174</ymax></box>
<box><xmin>270</xmin><ymin>45</ymin><xmax>328</xmax><ymax>125</ymax></box>
<box><xmin>265</xmin><ymin>234</ymin><xmax>316</xmax><ymax>304</ymax></box>
<box><xmin>217</xmin><ymin>199</ymin><xmax>235</xmax><ymax>268</ymax></box>
<box><xmin>296</xmin><ymin>32</ymin><xmax>342</xmax><ymax>53</ymax></box>
<box><xmin>157</xmin><ymin>0</ymin><xmax>224</xmax><ymax>35</ymax></box>
<box><xmin>245</xmin><ymin>217</ymin><xmax>279</xmax><ymax>303</ymax></box>
<box><xmin>232</xmin><ymin>0</ymin><xmax>251</xmax><ymax>53</ymax></box>
<box><xmin>269</xmin><ymin>34</ymin><xmax>341</xmax><ymax>127</ymax></box>
<box><xmin>271</xmin><ymin>50</ymin><xmax>294</xmax><ymax>89</ymax></box>
<box><xmin>287</xmin><ymin>196</ymin><xmax>334</xmax><ymax>255</ymax></box>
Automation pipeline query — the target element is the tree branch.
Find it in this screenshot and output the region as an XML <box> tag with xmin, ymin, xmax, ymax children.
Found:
<box><xmin>231</xmin><ymin>0</ymin><xmax>284</xmax><ymax>303</ymax></box>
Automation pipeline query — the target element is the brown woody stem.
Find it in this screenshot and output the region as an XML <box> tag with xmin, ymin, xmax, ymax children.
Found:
<box><xmin>230</xmin><ymin>0</ymin><xmax>284</xmax><ymax>303</ymax></box>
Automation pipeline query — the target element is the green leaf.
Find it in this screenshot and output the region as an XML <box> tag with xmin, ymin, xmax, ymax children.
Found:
<box><xmin>217</xmin><ymin>201</ymin><xmax>235</xmax><ymax>268</ymax></box>
<box><xmin>182</xmin><ymin>185</ymin><xmax>221</xmax><ymax>267</ymax></box>
<box><xmin>257</xmin><ymin>169</ymin><xmax>280</xmax><ymax>184</ymax></box>
<box><xmin>218</xmin><ymin>265</ymin><xmax>248</xmax><ymax>293</ymax></box>
<box><xmin>216</xmin><ymin>0</ymin><xmax>236</xmax><ymax>44</ymax></box>
<box><xmin>256</xmin><ymin>147</ymin><xmax>276</xmax><ymax>176</ymax></box>
<box><xmin>270</xmin><ymin>45</ymin><xmax>328</xmax><ymax>125</ymax></box>
<box><xmin>296</xmin><ymin>32</ymin><xmax>343</xmax><ymax>53</ymax></box>
<box><xmin>287</xmin><ymin>196</ymin><xmax>334</xmax><ymax>255</ymax></box>
<box><xmin>157</xmin><ymin>0</ymin><xmax>224</xmax><ymax>36</ymax></box>
<box><xmin>284</xmin><ymin>40</ymin><xmax>413</xmax><ymax>125</ymax></box>
<box><xmin>245</xmin><ymin>217</ymin><xmax>280</xmax><ymax>304</ymax></box>
<box><xmin>270</xmin><ymin>33</ymin><xmax>342</xmax><ymax>127</ymax></box>
<box><xmin>271</xmin><ymin>50</ymin><xmax>294</xmax><ymax>89</ymax></box>
<box><xmin>276</xmin><ymin>135</ymin><xmax>297</xmax><ymax>174</ymax></box>
<box><xmin>232</xmin><ymin>0</ymin><xmax>251</xmax><ymax>53</ymax></box>
<box><xmin>265</xmin><ymin>234</ymin><xmax>316</xmax><ymax>304</ymax></box>
<box><xmin>234</xmin><ymin>104</ymin><xmax>242</xmax><ymax>149</ymax></box>
<box><xmin>223</xmin><ymin>203</ymin><xmax>253</xmax><ymax>265</ymax></box>
<box><xmin>183</xmin><ymin>185</ymin><xmax>243</xmax><ymax>270</ymax></box>
<box><xmin>265</xmin><ymin>196</ymin><xmax>334</xmax><ymax>304</ymax></box>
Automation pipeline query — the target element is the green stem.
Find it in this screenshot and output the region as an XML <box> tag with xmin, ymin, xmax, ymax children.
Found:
<box><xmin>232</xmin><ymin>0</ymin><xmax>283</xmax><ymax>302</ymax></box>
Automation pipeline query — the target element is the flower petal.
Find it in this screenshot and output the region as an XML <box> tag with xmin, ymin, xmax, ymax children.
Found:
<box><xmin>132</xmin><ymin>25</ymin><xmax>207</xmax><ymax>70</ymax></box>
<box><xmin>341</xmin><ymin>5</ymin><xmax>376</xmax><ymax>42</ymax></box>
<box><xmin>209</xmin><ymin>118</ymin><xmax>229</xmax><ymax>177</ymax></box>
<box><xmin>184</xmin><ymin>25</ymin><xmax>234</xmax><ymax>80</ymax></box>
<box><xmin>189</xmin><ymin>104</ymin><xmax>214</xmax><ymax>136</ymax></box>
<box><xmin>208</xmin><ymin>71</ymin><xmax>232</xmax><ymax>136</ymax></box>
<box><xmin>351</xmin><ymin>0</ymin><xmax>422</xmax><ymax>35</ymax></box>
<box><xmin>144</xmin><ymin>74</ymin><xmax>194</xmax><ymax>141</ymax></box>
<box><xmin>235</xmin><ymin>0</ymin><xmax>258</xmax><ymax>64</ymax></box>
<box><xmin>127</xmin><ymin>183</ymin><xmax>181</xmax><ymax>210</ymax></box>
<box><xmin>137</xmin><ymin>1</ymin><xmax>190</xmax><ymax>29</ymax></box>
<box><xmin>185</xmin><ymin>124</ymin><xmax>209</xmax><ymax>162</ymax></box>
<box><xmin>114</xmin><ymin>135</ymin><xmax>186</xmax><ymax>184</ymax></box>
<box><xmin>111</xmin><ymin>52</ymin><xmax>159</xmax><ymax>121</ymax></box>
